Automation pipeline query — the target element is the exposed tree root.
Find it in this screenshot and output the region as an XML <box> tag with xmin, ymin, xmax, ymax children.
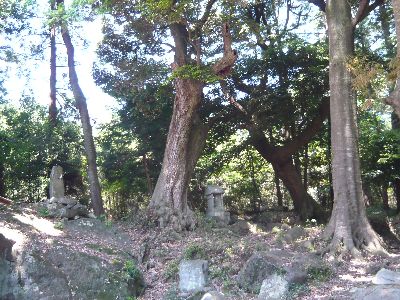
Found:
<box><xmin>318</xmin><ymin>223</ymin><xmax>388</xmax><ymax>259</ymax></box>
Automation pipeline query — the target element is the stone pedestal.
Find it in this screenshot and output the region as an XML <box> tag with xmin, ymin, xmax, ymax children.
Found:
<box><xmin>179</xmin><ymin>260</ymin><xmax>208</xmax><ymax>292</ymax></box>
<box><xmin>205</xmin><ymin>185</ymin><xmax>230</xmax><ymax>224</ymax></box>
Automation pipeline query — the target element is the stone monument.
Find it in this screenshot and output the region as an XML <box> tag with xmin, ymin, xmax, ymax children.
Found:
<box><xmin>179</xmin><ymin>260</ymin><xmax>208</xmax><ymax>292</ymax></box>
<box><xmin>49</xmin><ymin>165</ymin><xmax>64</xmax><ymax>199</ymax></box>
<box><xmin>205</xmin><ymin>185</ymin><xmax>230</xmax><ymax>224</ymax></box>
<box><xmin>42</xmin><ymin>165</ymin><xmax>88</xmax><ymax>219</ymax></box>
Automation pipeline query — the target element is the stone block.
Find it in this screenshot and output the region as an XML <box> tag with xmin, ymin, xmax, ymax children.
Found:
<box><xmin>258</xmin><ymin>274</ymin><xmax>289</xmax><ymax>300</ymax></box>
<box><xmin>179</xmin><ymin>260</ymin><xmax>208</xmax><ymax>293</ymax></box>
<box><xmin>372</xmin><ymin>268</ymin><xmax>400</xmax><ymax>285</ymax></box>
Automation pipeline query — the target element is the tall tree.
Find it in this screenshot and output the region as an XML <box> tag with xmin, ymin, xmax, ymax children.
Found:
<box><xmin>49</xmin><ymin>0</ymin><xmax>59</xmax><ymax>125</ymax></box>
<box><xmin>56</xmin><ymin>1</ymin><xmax>105</xmax><ymax>216</ymax></box>
<box><xmin>385</xmin><ymin>0</ymin><xmax>400</xmax><ymax>118</ymax></box>
<box><xmin>309</xmin><ymin>0</ymin><xmax>385</xmax><ymax>255</ymax></box>
<box><xmin>148</xmin><ymin>12</ymin><xmax>237</xmax><ymax>230</ymax></box>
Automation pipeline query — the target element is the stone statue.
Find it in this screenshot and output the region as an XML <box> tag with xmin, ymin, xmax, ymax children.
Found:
<box><xmin>205</xmin><ymin>185</ymin><xmax>230</xmax><ymax>224</ymax></box>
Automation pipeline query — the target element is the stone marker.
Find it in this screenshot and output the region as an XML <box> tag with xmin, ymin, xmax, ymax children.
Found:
<box><xmin>372</xmin><ymin>268</ymin><xmax>400</xmax><ymax>285</ymax></box>
<box><xmin>49</xmin><ymin>165</ymin><xmax>64</xmax><ymax>199</ymax></box>
<box><xmin>42</xmin><ymin>165</ymin><xmax>88</xmax><ymax>219</ymax></box>
<box><xmin>205</xmin><ymin>185</ymin><xmax>230</xmax><ymax>224</ymax></box>
<box><xmin>258</xmin><ymin>274</ymin><xmax>289</xmax><ymax>300</ymax></box>
<box><xmin>201</xmin><ymin>291</ymin><xmax>227</xmax><ymax>300</ymax></box>
<box><xmin>179</xmin><ymin>260</ymin><xmax>208</xmax><ymax>292</ymax></box>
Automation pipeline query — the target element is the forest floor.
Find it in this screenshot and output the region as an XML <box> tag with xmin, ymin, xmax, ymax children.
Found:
<box><xmin>1</xmin><ymin>204</ymin><xmax>400</xmax><ymax>299</ymax></box>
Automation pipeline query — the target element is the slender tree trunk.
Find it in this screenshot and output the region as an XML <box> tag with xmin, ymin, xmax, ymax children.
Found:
<box><xmin>142</xmin><ymin>154</ymin><xmax>153</xmax><ymax>196</ymax></box>
<box><xmin>0</xmin><ymin>163</ymin><xmax>5</xmax><ymax>197</ymax></box>
<box><xmin>303</xmin><ymin>144</ymin><xmax>309</xmax><ymax>189</ymax></box>
<box><xmin>380</xmin><ymin>182</ymin><xmax>390</xmax><ymax>210</ymax></box>
<box><xmin>49</xmin><ymin>0</ymin><xmax>57</xmax><ymax>124</ymax></box>
<box><xmin>61</xmin><ymin>26</ymin><xmax>105</xmax><ymax>216</ymax></box>
<box><xmin>274</xmin><ymin>173</ymin><xmax>283</xmax><ymax>207</ymax></box>
<box><xmin>323</xmin><ymin>0</ymin><xmax>383</xmax><ymax>256</ymax></box>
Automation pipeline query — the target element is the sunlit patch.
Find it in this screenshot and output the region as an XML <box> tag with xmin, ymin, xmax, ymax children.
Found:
<box><xmin>339</xmin><ymin>273</ymin><xmax>372</xmax><ymax>283</ymax></box>
<box><xmin>0</xmin><ymin>226</ymin><xmax>25</xmax><ymax>248</ymax></box>
<box><xmin>12</xmin><ymin>213</ymin><xmax>62</xmax><ymax>236</ymax></box>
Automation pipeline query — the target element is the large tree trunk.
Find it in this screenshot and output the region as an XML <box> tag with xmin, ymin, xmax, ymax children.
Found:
<box><xmin>61</xmin><ymin>26</ymin><xmax>105</xmax><ymax>216</ymax></box>
<box><xmin>149</xmin><ymin>22</ymin><xmax>236</xmax><ymax>230</ymax></box>
<box><xmin>149</xmin><ymin>78</ymin><xmax>204</xmax><ymax>230</ymax></box>
<box><xmin>273</xmin><ymin>159</ymin><xmax>323</xmax><ymax>220</ymax></box>
<box><xmin>385</xmin><ymin>0</ymin><xmax>400</xmax><ymax>118</ymax></box>
<box><xmin>322</xmin><ymin>0</ymin><xmax>383</xmax><ymax>256</ymax></box>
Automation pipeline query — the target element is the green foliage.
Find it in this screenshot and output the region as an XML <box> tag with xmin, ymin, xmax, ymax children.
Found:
<box><xmin>37</xmin><ymin>207</ymin><xmax>49</xmax><ymax>218</ymax></box>
<box><xmin>0</xmin><ymin>100</ymin><xmax>85</xmax><ymax>202</ymax></box>
<box><xmin>54</xmin><ymin>221</ymin><xmax>64</xmax><ymax>230</ymax></box>
<box><xmin>170</xmin><ymin>64</ymin><xmax>221</xmax><ymax>84</ymax></box>
<box><xmin>124</xmin><ymin>260</ymin><xmax>142</xmax><ymax>280</ymax></box>
<box><xmin>307</xmin><ymin>265</ymin><xmax>332</xmax><ymax>282</ymax></box>
<box><xmin>164</xmin><ymin>260</ymin><xmax>179</xmax><ymax>281</ymax></box>
<box><xmin>183</xmin><ymin>243</ymin><xmax>206</xmax><ymax>260</ymax></box>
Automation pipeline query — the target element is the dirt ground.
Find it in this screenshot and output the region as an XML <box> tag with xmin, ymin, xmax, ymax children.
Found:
<box><xmin>1</xmin><ymin>204</ymin><xmax>400</xmax><ymax>300</ymax></box>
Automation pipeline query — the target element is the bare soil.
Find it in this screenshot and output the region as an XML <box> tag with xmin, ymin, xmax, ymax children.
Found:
<box><xmin>1</xmin><ymin>204</ymin><xmax>400</xmax><ymax>300</ymax></box>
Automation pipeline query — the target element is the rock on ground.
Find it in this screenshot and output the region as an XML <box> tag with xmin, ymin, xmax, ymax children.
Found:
<box><xmin>372</xmin><ymin>268</ymin><xmax>400</xmax><ymax>285</ymax></box>
<box><xmin>258</xmin><ymin>274</ymin><xmax>289</xmax><ymax>300</ymax></box>
<box><xmin>352</xmin><ymin>285</ymin><xmax>400</xmax><ymax>300</ymax></box>
<box><xmin>201</xmin><ymin>291</ymin><xmax>227</xmax><ymax>300</ymax></box>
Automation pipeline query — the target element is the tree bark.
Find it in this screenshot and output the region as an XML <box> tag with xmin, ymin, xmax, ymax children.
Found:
<box><xmin>149</xmin><ymin>22</ymin><xmax>237</xmax><ymax>230</ymax></box>
<box><xmin>385</xmin><ymin>0</ymin><xmax>400</xmax><ymax>118</ymax></box>
<box><xmin>49</xmin><ymin>0</ymin><xmax>57</xmax><ymax>125</ymax></box>
<box><xmin>393</xmin><ymin>178</ymin><xmax>400</xmax><ymax>212</ymax></box>
<box><xmin>142</xmin><ymin>154</ymin><xmax>153</xmax><ymax>196</ymax></box>
<box><xmin>61</xmin><ymin>25</ymin><xmax>105</xmax><ymax>216</ymax></box>
<box><xmin>322</xmin><ymin>0</ymin><xmax>384</xmax><ymax>256</ymax></box>
<box><xmin>0</xmin><ymin>163</ymin><xmax>5</xmax><ymax>197</ymax></box>
<box><xmin>274</xmin><ymin>173</ymin><xmax>283</xmax><ymax>207</ymax></box>
<box><xmin>273</xmin><ymin>158</ymin><xmax>323</xmax><ymax>220</ymax></box>
<box><xmin>149</xmin><ymin>76</ymin><xmax>204</xmax><ymax>230</ymax></box>
<box><xmin>380</xmin><ymin>182</ymin><xmax>390</xmax><ymax>210</ymax></box>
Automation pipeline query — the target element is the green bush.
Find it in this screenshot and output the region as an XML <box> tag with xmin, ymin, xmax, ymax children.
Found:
<box><xmin>307</xmin><ymin>265</ymin><xmax>332</xmax><ymax>282</ymax></box>
<box><xmin>183</xmin><ymin>244</ymin><xmax>206</xmax><ymax>260</ymax></box>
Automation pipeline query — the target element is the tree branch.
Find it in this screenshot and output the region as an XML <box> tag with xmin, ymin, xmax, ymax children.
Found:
<box><xmin>212</xmin><ymin>23</ymin><xmax>238</xmax><ymax>77</ymax></box>
<box><xmin>307</xmin><ymin>0</ymin><xmax>326</xmax><ymax>12</ymax></box>
<box><xmin>352</xmin><ymin>0</ymin><xmax>385</xmax><ymax>26</ymax></box>
<box><xmin>194</xmin><ymin>0</ymin><xmax>217</xmax><ymax>33</ymax></box>
<box><xmin>277</xmin><ymin>97</ymin><xmax>330</xmax><ymax>159</ymax></box>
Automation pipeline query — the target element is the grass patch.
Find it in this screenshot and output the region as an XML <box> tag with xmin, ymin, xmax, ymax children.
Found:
<box><xmin>307</xmin><ymin>265</ymin><xmax>332</xmax><ymax>282</ymax></box>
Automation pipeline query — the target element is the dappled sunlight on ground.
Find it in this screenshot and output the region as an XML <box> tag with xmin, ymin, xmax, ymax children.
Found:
<box><xmin>12</xmin><ymin>212</ymin><xmax>62</xmax><ymax>237</ymax></box>
<box><xmin>0</xmin><ymin>226</ymin><xmax>25</xmax><ymax>247</ymax></box>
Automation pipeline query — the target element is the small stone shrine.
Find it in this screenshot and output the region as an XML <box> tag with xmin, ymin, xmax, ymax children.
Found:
<box><xmin>205</xmin><ymin>185</ymin><xmax>230</xmax><ymax>224</ymax></box>
<box><xmin>41</xmin><ymin>165</ymin><xmax>88</xmax><ymax>219</ymax></box>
